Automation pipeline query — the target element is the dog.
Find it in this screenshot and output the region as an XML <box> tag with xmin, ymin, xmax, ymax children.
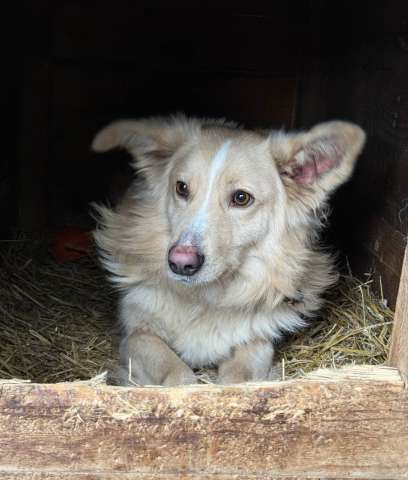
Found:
<box><xmin>92</xmin><ymin>115</ymin><xmax>366</xmax><ymax>386</ymax></box>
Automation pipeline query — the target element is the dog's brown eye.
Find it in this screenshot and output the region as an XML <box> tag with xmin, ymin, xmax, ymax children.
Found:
<box><xmin>231</xmin><ymin>190</ymin><xmax>253</xmax><ymax>207</ymax></box>
<box><xmin>176</xmin><ymin>181</ymin><xmax>189</xmax><ymax>198</ymax></box>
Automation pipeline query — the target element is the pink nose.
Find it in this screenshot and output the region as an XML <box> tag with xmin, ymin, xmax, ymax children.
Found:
<box><xmin>168</xmin><ymin>245</ymin><xmax>204</xmax><ymax>276</ymax></box>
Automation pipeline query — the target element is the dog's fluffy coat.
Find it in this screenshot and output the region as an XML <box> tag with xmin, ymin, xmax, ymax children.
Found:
<box><xmin>92</xmin><ymin>115</ymin><xmax>366</xmax><ymax>385</ymax></box>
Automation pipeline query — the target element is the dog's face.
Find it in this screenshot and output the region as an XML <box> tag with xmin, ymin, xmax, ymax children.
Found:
<box><xmin>93</xmin><ymin>116</ymin><xmax>366</xmax><ymax>286</ymax></box>
<box><xmin>164</xmin><ymin>133</ymin><xmax>286</xmax><ymax>284</ymax></box>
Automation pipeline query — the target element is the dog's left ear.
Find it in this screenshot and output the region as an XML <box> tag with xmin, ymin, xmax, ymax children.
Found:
<box><xmin>92</xmin><ymin>115</ymin><xmax>195</xmax><ymax>177</ymax></box>
<box><xmin>275</xmin><ymin>121</ymin><xmax>366</xmax><ymax>207</ymax></box>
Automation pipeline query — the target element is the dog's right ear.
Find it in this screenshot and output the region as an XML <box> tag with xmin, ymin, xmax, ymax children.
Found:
<box><xmin>274</xmin><ymin>121</ymin><xmax>366</xmax><ymax>211</ymax></box>
<box><xmin>92</xmin><ymin>115</ymin><xmax>196</xmax><ymax>176</ymax></box>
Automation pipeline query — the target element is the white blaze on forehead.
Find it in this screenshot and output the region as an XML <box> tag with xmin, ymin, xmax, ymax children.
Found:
<box><xmin>181</xmin><ymin>140</ymin><xmax>232</xmax><ymax>244</ymax></box>
<box><xmin>202</xmin><ymin>140</ymin><xmax>232</xmax><ymax>206</ymax></box>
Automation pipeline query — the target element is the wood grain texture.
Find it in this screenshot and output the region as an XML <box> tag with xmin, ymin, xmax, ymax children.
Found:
<box><xmin>388</xmin><ymin>245</ymin><xmax>408</xmax><ymax>376</ymax></box>
<box><xmin>0</xmin><ymin>476</ymin><xmax>373</xmax><ymax>480</ymax></box>
<box><xmin>0</xmin><ymin>475</ymin><xmax>360</xmax><ymax>480</ymax></box>
<box><xmin>0</xmin><ymin>475</ymin><xmax>367</xmax><ymax>480</ymax></box>
<box><xmin>0</xmin><ymin>366</ymin><xmax>406</xmax><ymax>479</ymax></box>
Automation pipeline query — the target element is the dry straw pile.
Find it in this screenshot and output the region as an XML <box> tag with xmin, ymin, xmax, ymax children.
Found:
<box><xmin>277</xmin><ymin>273</ymin><xmax>393</xmax><ymax>379</ymax></box>
<box><xmin>0</xmin><ymin>240</ymin><xmax>116</xmax><ymax>382</ymax></box>
<box><xmin>0</xmin><ymin>240</ymin><xmax>393</xmax><ymax>383</ymax></box>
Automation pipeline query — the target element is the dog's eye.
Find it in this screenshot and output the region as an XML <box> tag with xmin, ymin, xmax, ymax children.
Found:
<box><xmin>176</xmin><ymin>181</ymin><xmax>189</xmax><ymax>198</ymax></box>
<box><xmin>230</xmin><ymin>190</ymin><xmax>254</xmax><ymax>207</ymax></box>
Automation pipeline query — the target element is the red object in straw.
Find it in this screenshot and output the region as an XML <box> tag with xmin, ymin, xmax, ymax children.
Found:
<box><xmin>50</xmin><ymin>227</ymin><xmax>94</xmax><ymax>262</ymax></box>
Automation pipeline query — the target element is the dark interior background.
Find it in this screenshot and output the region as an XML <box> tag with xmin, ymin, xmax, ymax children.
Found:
<box><xmin>2</xmin><ymin>0</ymin><xmax>408</xmax><ymax>307</ymax></box>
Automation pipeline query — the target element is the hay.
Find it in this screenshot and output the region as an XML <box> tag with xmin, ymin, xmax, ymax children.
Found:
<box><xmin>0</xmin><ymin>239</ymin><xmax>116</xmax><ymax>382</ymax></box>
<box><xmin>276</xmin><ymin>274</ymin><xmax>393</xmax><ymax>379</ymax></box>
<box><xmin>0</xmin><ymin>240</ymin><xmax>394</xmax><ymax>383</ymax></box>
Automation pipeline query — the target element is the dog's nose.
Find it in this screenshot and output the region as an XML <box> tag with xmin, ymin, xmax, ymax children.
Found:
<box><xmin>168</xmin><ymin>245</ymin><xmax>204</xmax><ymax>276</ymax></box>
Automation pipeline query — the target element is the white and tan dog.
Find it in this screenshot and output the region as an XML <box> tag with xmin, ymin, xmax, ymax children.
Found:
<box><xmin>92</xmin><ymin>115</ymin><xmax>365</xmax><ymax>386</ymax></box>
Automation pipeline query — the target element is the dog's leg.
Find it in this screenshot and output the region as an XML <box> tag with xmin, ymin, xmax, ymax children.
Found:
<box><xmin>117</xmin><ymin>331</ymin><xmax>197</xmax><ymax>386</ymax></box>
<box><xmin>217</xmin><ymin>339</ymin><xmax>275</xmax><ymax>384</ymax></box>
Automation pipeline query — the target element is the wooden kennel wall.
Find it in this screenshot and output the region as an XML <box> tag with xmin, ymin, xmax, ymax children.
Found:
<box><xmin>1</xmin><ymin>1</ymin><xmax>408</xmax><ymax>479</ymax></box>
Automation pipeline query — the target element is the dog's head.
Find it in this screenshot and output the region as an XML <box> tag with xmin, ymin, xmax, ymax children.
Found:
<box><xmin>93</xmin><ymin>116</ymin><xmax>365</xmax><ymax>287</ymax></box>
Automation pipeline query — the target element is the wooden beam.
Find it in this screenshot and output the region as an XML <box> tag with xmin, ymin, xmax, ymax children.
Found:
<box><xmin>388</xmin><ymin>244</ymin><xmax>408</xmax><ymax>377</ymax></box>
<box><xmin>0</xmin><ymin>366</ymin><xmax>406</xmax><ymax>479</ymax></box>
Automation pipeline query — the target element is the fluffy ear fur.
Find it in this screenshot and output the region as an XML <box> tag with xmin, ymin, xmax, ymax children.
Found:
<box><xmin>274</xmin><ymin>121</ymin><xmax>366</xmax><ymax>209</ymax></box>
<box><xmin>91</xmin><ymin>115</ymin><xmax>199</xmax><ymax>177</ymax></box>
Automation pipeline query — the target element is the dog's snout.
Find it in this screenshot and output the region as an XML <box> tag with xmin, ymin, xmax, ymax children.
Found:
<box><xmin>168</xmin><ymin>245</ymin><xmax>204</xmax><ymax>276</ymax></box>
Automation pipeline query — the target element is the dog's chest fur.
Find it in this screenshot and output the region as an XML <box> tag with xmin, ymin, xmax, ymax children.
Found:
<box><xmin>120</xmin><ymin>284</ymin><xmax>304</xmax><ymax>367</ymax></box>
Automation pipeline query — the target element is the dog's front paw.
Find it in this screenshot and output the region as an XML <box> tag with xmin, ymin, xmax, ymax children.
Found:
<box><xmin>162</xmin><ymin>365</ymin><xmax>198</xmax><ymax>387</ymax></box>
<box><xmin>268</xmin><ymin>363</ymin><xmax>282</xmax><ymax>381</ymax></box>
<box><xmin>217</xmin><ymin>366</ymin><xmax>252</xmax><ymax>385</ymax></box>
<box><xmin>108</xmin><ymin>365</ymin><xmax>140</xmax><ymax>386</ymax></box>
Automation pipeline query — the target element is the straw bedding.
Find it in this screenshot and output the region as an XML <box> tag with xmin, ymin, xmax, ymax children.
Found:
<box><xmin>0</xmin><ymin>239</ymin><xmax>394</xmax><ymax>383</ymax></box>
<box><xmin>0</xmin><ymin>240</ymin><xmax>116</xmax><ymax>382</ymax></box>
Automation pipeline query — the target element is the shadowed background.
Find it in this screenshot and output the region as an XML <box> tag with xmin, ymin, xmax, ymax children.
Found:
<box><xmin>2</xmin><ymin>0</ymin><xmax>408</xmax><ymax>307</ymax></box>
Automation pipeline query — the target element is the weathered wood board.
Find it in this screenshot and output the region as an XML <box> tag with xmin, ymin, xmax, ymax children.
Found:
<box><xmin>0</xmin><ymin>366</ymin><xmax>406</xmax><ymax>479</ymax></box>
<box><xmin>389</xmin><ymin>244</ymin><xmax>408</xmax><ymax>377</ymax></box>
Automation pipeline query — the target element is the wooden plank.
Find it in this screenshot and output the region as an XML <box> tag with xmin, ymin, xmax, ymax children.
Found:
<box><xmin>0</xmin><ymin>472</ymin><xmax>369</xmax><ymax>480</ymax></box>
<box><xmin>0</xmin><ymin>474</ymin><xmax>364</xmax><ymax>480</ymax></box>
<box><xmin>0</xmin><ymin>366</ymin><xmax>406</xmax><ymax>479</ymax></box>
<box><xmin>0</xmin><ymin>475</ymin><xmax>370</xmax><ymax>480</ymax></box>
<box><xmin>388</xmin><ymin>244</ymin><xmax>408</xmax><ymax>377</ymax></box>
<box><xmin>343</xmin><ymin>216</ymin><xmax>407</xmax><ymax>309</ymax></box>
